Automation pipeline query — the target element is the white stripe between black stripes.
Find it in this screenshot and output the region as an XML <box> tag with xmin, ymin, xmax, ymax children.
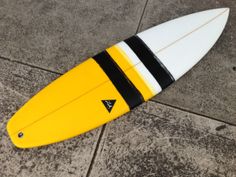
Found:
<box><xmin>125</xmin><ymin>35</ymin><xmax>175</xmax><ymax>89</ymax></box>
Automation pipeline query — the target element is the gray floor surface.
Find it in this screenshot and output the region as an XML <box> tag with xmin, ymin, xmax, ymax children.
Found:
<box><xmin>0</xmin><ymin>0</ymin><xmax>235</xmax><ymax>177</ymax></box>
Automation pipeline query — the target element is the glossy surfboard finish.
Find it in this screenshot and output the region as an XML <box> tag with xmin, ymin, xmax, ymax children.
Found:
<box><xmin>7</xmin><ymin>8</ymin><xmax>229</xmax><ymax>148</ymax></box>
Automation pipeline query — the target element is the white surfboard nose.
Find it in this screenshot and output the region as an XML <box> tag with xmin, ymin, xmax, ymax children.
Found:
<box><xmin>138</xmin><ymin>8</ymin><xmax>230</xmax><ymax>80</ymax></box>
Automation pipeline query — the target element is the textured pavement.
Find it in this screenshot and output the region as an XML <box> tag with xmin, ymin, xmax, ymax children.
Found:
<box><xmin>0</xmin><ymin>0</ymin><xmax>235</xmax><ymax>177</ymax></box>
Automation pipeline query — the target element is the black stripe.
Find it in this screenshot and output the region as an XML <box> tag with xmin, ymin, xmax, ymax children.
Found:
<box><xmin>93</xmin><ymin>51</ymin><xmax>144</xmax><ymax>109</ymax></box>
<box><xmin>125</xmin><ymin>35</ymin><xmax>175</xmax><ymax>89</ymax></box>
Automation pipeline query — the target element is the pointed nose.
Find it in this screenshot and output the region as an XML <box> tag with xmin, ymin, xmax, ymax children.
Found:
<box><xmin>138</xmin><ymin>8</ymin><xmax>230</xmax><ymax>80</ymax></box>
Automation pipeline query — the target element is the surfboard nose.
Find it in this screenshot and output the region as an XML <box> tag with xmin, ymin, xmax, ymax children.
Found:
<box><xmin>138</xmin><ymin>8</ymin><xmax>230</xmax><ymax>80</ymax></box>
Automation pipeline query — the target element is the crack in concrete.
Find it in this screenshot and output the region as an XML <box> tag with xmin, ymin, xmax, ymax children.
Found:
<box><xmin>150</xmin><ymin>99</ymin><xmax>236</xmax><ymax>127</ymax></box>
<box><xmin>0</xmin><ymin>56</ymin><xmax>62</xmax><ymax>75</ymax></box>
<box><xmin>85</xmin><ymin>125</ymin><xmax>106</xmax><ymax>177</ymax></box>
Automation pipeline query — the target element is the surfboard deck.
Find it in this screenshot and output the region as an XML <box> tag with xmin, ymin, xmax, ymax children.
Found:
<box><xmin>7</xmin><ymin>8</ymin><xmax>229</xmax><ymax>148</ymax></box>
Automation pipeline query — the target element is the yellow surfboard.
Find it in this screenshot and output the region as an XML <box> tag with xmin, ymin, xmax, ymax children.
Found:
<box><xmin>7</xmin><ymin>8</ymin><xmax>229</xmax><ymax>148</ymax></box>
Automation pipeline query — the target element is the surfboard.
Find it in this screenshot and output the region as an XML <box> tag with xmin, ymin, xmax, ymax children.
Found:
<box><xmin>7</xmin><ymin>8</ymin><xmax>229</xmax><ymax>148</ymax></box>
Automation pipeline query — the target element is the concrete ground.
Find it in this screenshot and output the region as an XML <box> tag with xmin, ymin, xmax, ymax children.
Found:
<box><xmin>0</xmin><ymin>0</ymin><xmax>235</xmax><ymax>177</ymax></box>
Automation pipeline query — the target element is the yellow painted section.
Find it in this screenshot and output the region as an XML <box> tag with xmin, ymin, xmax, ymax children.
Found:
<box><xmin>125</xmin><ymin>68</ymin><xmax>154</xmax><ymax>101</ymax></box>
<box><xmin>7</xmin><ymin>59</ymin><xmax>129</xmax><ymax>148</ymax></box>
<box><xmin>7</xmin><ymin>59</ymin><xmax>106</xmax><ymax>135</ymax></box>
<box><xmin>107</xmin><ymin>45</ymin><xmax>153</xmax><ymax>101</ymax></box>
<box><xmin>107</xmin><ymin>45</ymin><xmax>133</xmax><ymax>70</ymax></box>
<box><xmin>7</xmin><ymin>45</ymin><xmax>154</xmax><ymax>148</ymax></box>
